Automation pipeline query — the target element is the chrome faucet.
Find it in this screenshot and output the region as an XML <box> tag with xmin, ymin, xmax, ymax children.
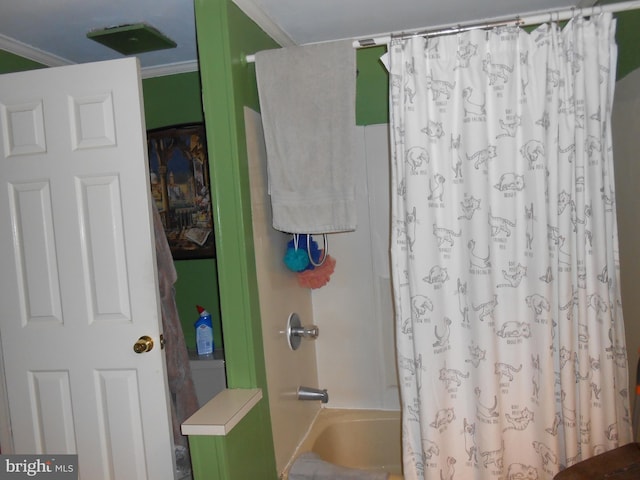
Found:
<box><xmin>297</xmin><ymin>386</ymin><xmax>329</xmax><ymax>403</ymax></box>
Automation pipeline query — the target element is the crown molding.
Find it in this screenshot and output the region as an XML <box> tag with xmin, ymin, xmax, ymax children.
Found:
<box><xmin>0</xmin><ymin>33</ymin><xmax>74</xmax><ymax>67</ymax></box>
<box><xmin>231</xmin><ymin>0</ymin><xmax>295</xmax><ymax>47</ymax></box>
<box><xmin>140</xmin><ymin>60</ymin><xmax>199</xmax><ymax>78</ymax></box>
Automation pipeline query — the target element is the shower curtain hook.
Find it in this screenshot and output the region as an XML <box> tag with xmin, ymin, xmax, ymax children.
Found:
<box><xmin>308</xmin><ymin>234</ymin><xmax>328</xmax><ymax>267</ymax></box>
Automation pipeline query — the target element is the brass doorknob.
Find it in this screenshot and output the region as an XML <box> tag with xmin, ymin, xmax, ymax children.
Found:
<box><xmin>133</xmin><ymin>335</ymin><xmax>154</xmax><ymax>354</ymax></box>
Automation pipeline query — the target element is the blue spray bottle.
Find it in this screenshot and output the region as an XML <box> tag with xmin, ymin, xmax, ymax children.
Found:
<box><xmin>195</xmin><ymin>305</ymin><xmax>214</xmax><ymax>357</ymax></box>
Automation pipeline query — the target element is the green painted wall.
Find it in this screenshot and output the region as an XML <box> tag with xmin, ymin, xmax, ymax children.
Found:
<box><xmin>193</xmin><ymin>0</ymin><xmax>278</xmax><ymax>477</ymax></box>
<box><xmin>615</xmin><ymin>10</ymin><xmax>640</xmax><ymax>80</ymax></box>
<box><xmin>0</xmin><ymin>50</ymin><xmax>45</xmax><ymax>74</ymax></box>
<box><xmin>356</xmin><ymin>46</ymin><xmax>389</xmax><ymax>125</ymax></box>
<box><xmin>188</xmin><ymin>403</ymin><xmax>268</xmax><ymax>479</ymax></box>
<box><xmin>142</xmin><ymin>73</ymin><xmax>203</xmax><ymax>129</ymax></box>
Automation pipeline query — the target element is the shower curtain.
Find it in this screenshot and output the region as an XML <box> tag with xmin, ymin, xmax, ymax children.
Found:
<box><xmin>389</xmin><ymin>13</ymin><xmax>631</xmax><ymax>480</ymax></box>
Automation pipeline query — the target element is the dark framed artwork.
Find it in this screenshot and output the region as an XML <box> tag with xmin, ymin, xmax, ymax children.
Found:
<box><xmin>147</xmin><ymin>123</ymin><xmax>215</xmax><ymax>260</ymax></box>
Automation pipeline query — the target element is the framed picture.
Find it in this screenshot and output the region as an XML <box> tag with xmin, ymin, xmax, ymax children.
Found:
<box><xmin>147</xmin><ymin>123</ymin><xmax>215</xmax><ymax>260</ymax></box>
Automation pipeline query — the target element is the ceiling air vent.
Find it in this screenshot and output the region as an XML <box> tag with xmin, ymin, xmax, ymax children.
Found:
<box><xmin>87</xmin><ymin>23</ymin><xmax>176</xmax><ymax>55</ymax></box>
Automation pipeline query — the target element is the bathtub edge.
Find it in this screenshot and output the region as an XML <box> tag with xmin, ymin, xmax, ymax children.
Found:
<box><xmin>280</xmin><ymin>407</ymin><xmax>402</xmax><ymax>479</ymax></box>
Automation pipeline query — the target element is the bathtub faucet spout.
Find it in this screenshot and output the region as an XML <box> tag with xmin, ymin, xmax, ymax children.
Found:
<box><xmin>297</xmin><ymin>386</ymin><xmax>329</xmax><ymax>403</ymax></box>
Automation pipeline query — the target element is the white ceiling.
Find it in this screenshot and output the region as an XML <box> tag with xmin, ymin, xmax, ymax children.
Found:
<box><xmin>0</xmin><ymin>0</ymin><xmax>596</xmax><ymax>77</ymax></box>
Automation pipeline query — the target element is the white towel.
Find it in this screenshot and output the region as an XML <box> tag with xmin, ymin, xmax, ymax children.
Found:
<box><xmin>255</xmin><ymin>40</ymin><xmax>357</xmax><ymax>234</ymax></box>
<box><xmin>288</xmin><ymin>453</ymin><xmax>390</xmax><ymax>480</ymax></box>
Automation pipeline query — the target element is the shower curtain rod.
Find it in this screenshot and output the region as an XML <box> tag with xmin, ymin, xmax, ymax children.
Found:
<box><xmin>351</xmin><ymin>0</ymin><xmax>640</xmax><ymax>48</ymax></box>
<box><xmin>244</xmin><ymin>0</ymin><xmax>640</xmax><ymax>63</ymax></box>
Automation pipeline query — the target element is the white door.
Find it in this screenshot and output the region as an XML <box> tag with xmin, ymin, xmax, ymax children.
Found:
<box><xmin>0</xmin><ymin>58</ymin><xmax>175</xmax><ymax>479</ymax></box>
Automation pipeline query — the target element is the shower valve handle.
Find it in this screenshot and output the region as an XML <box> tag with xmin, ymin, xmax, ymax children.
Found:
<box><xmin>290</xmin><ymin>325</ymin><xmax>319</xmax><ymax>339</ymax></box>
<box><xmin>287</xmin><ymin>313</ymin><xmax>319</xmax><ymax>350</ymax></box>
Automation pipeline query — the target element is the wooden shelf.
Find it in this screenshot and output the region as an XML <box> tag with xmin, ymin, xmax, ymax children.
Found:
<box><xmin>181</xmin><ymin>388</ymin><xmax>262</xmax><ymax>436</ymax></box>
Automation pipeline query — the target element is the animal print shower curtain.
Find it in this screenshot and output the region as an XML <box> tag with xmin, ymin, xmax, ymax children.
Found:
<box><xmin>389</xmin><ymin>13</ymin><xmax>631</xmax><ymax>480</ymax></box>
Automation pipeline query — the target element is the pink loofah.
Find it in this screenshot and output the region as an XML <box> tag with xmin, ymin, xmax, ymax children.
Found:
<box><xmin>296</xmin><ymin>254</ymin><xmax>336</xmax><ymax>289</ymax></box>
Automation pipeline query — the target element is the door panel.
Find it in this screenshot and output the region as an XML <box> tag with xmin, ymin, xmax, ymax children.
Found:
<box><xmin>0</xmin><ymin>58</ymin><xmax>175</xmax><ymax>479</ymax></box>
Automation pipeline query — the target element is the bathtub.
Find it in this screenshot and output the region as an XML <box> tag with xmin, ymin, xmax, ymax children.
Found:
<box><xmin>284</xmin><ymin>408</ymin><xmax>403</xmax><ymax>479</ymax></box>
